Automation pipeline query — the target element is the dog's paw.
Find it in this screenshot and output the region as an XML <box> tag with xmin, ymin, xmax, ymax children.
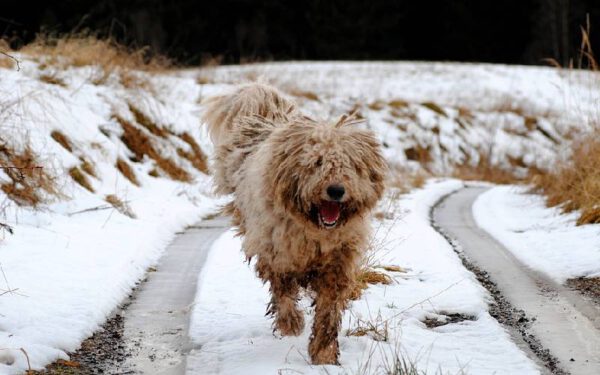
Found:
<box><xmin>275</xmin><ymin>307</ymin><xmax>305</xmax><ymax>336</ymax></box>
<box><xmin>309</xmin><ymin>340</ymin><xmax>340</xmax><ymax>365</ymax></box>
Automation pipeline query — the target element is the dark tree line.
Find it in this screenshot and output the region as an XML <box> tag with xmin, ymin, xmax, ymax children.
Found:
<box><xmin>2</xmin><ymin>0</ymin><xmax>600</xmax><ymax>66</ymax></box>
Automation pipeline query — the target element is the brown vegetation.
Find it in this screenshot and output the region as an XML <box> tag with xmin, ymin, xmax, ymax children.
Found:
<box><xmin>69</xmin><ymin>166</ymin><xmax>94</xmax><ymax>192</ymax></box>
<box><xmin>528</xmin><ymin>24</ymin><xmax>600</xmax><ymax>225</ymax></box>
<box><xmin>105</xmin><ymin>194</ymin><xmax>136</xmax><ymax>219</ymax></box>
<box><xmin>530</xmin><ymin>136</ymin><xmax>600</xmax><ymax>225</ymax></box>
<box><xmin>39</xmin><ymin>73</ymin><xmax>67</xmax><ymax>87</ymax></box>
<box><xmin>387</xmin><ymin>170</ymin><xmax>428</xmax><ymax>195</ymax></box>
<box><xmin>421</xmin><ymin>101</ymin><xmax>447</xmax><ymax>117</ymax></box>
<box><xmin>350</xmin><ymin>268</ymin><xmax>394</xmax><ymax>300</ymax></box>
<box><xmin>0</xmin><ymin>143</ymin><xmax>59</xmax><ymax>206</ymax></box>
<box><xmin>287</xmin><ymin>89</ymin><xmax>320</xmax><ymax>102</ymax></box>
<box><xmin>119</xmin><ymin>71</ymin><xmax>155</xmax><ymax>92</ymax></box>
<box><xmin>128</xmin><ymin>103</ymin><xmax>167</xmax><ymax>137</ymax></box>
<box><xmin>346</xmin><ymin>313</ymin><xmax>389</xmax><ymax>342</ymax></box>
<box><xmin>50</xmin><ymin>130</ymin><xmax>73</xmax><ymax>152</ymax></box>
<box><xmin>79</xmin><ymin>158</ymin><xmax>97</xmax><ymax>178</ymax></box>
<box><xmin>176</xmin><ymin>132</ymin><xmax>208</xmax><ymax>173</ymax></box>
<box><xmin>20</xmin><ymin>32</ymin><xmax>170</xmax><ymax>72</ymax></box>
<box><xmin>0</xmin><ymin>56</ymin><xmax>15</xmax><ymax>69</ymax></box>
<box><xmin>453</xmin><ymin>154</ymin><xmax>521</xmax><ymax>185</ymax></box>
<box><xmin>116</xmin><ymin>158</ymin><xmax>140</xmax><ymax>186</ymax></box>
<box><xmin>117</xmin><ymin>116</ymin><xmax>191</xmax><ymax>182</ymax></box>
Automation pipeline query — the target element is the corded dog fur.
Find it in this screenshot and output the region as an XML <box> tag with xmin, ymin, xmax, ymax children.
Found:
<box><xmin>203</xmin><ymin>83</ymin><xmax>387</xmax><ymax>365</ymax></box>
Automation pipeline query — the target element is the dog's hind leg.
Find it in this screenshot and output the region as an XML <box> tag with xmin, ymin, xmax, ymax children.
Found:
<box><xmin>257</xmin><ymin>260</ymin><xmax>305</xmax><ymax>336</ymax></box>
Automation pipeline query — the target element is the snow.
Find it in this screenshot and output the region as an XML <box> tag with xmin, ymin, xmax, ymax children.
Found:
<box><xmin>193</xmin><ymin>61</ymin><xmax>600</xmax><ymax>175</ymax></box>
<box><xmin>0</xmin><ymin>57</ymin><xmax>221</xmax><ymax>373</ymax></box>
<box><xmin>473</xmin><ymin>185</ymin><xmax>600</xmax><ymax>284</ymax></box>
<box><xmin>1</xmin><ymin>56</ymin><xmax>597</xmax><ymax>373</ymax></box>
<box><xmin>187</xmin><ymin>180</ymin><xmax>540</xmax><ymax>375</ymax></box>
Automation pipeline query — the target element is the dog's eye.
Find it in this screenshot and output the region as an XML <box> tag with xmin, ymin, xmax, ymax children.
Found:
<box><xmin>315</xmin><ymin>157</ymin><xmax>322</xmax><ymax>167</ymax></box>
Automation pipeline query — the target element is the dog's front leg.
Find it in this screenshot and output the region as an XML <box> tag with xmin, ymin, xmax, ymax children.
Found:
<box><xmin>308</xmin><ymin>265</ymin><xmax>352</xmax><ymax>365</ymax></box>
<box><xmin>258</xmin><ymin>260</ymin><xmax>305</xmax><ymax>336</ymax></box>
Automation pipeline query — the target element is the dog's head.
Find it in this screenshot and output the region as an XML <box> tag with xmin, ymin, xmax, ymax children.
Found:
<box><xmin>268</xmin><ymin>116</ymin><xmax>387</xmax><ymax>230</ymax></box>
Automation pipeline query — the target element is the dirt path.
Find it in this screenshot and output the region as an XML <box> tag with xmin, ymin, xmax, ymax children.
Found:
<box><xmin>40</xmin><ymin>217</ymin><xmax>229</xmax><ymax>375</ymax></box>
<box><xmin>433</xmin><ymin>186</ymin><xmax>600</xmax><ymax>375</ymax></box>
<box><xmin>117</xmin><ymin>216</ymin><xmax>229</xmax><ymax>374</ymax></box>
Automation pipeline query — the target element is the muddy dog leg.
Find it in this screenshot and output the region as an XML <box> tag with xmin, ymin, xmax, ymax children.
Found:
<box><xmin>257</xmin><ymin>259</ymin><xmax>305</xmax><ymax>336</ymax></box>
<box><xmin>308</xmin><ymin>264</ymin><xmax>353</xmax><ymax>365</ymax></box>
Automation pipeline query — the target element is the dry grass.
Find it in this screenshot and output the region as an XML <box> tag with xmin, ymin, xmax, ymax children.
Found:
<box><xmin>530</xmin><ymin>135</ymin><xmax>600</xmax><ymax>225</ymax></box>
<box><xmin>79</xmin><ymin>158</ymin><xmax>96</xmax><ymax>178</ymax></box>
<box><xmin>18</xmin><ymin>32</ymin><xmax>170</xmax><ymax>85</ymax></box>
<box><xmin>20</xmin><ymin>32</ymin><xmax>170</xmax><ymax>71</ymax></box>
<box><xmin>69</xmin><ymin>166</ymin><xmax>94</xmax><ymax>192</ymax></box>
<box><xmin>39</xmin><ymin>73</ymin><xmax>66</xmax><ymax>87</ymax></box>
<box><xmin>350</xmin><ymin>267</ymin><xmax>400</xmax><ymax>301</ymax></box>
<box><xmin>128</xmin><ymin>103</ymin><xmax>167</xmax><ymax>137</ymax></box>
<box><xmin>421</xmin><ymin>102</ymin><xmax>447</xmax><ymax>117</ymax></box>
<box><xmin>404</xmin><ymin>145</ymin><xmax>432</xmax><ymax>164</ymax></box>
<box><xmin>50</xmin><ymin>130</ymin><xmax>73</xmax><ymax>152</ymax></box>
<box><xmin>387</xmin><ymin>170</ymin><xmax>428</xmax><ymax>195</ymax></box>
<box><xmin>389</xmin><ymin>99</ymin><xmax>409</xmax><ymax>109</ymax></box>
<box><xmin>350</xmin><ymin>269</ymin><xmax>389</xmax><ymax>300</ymax></box>
<box><xmin>119</xmin><ymin>71</ymin><xmax>155</xmax><ymax>92</ymax></box>
<box><xmin>117</xmin><ymin>116</ymin><xmax>191</xmax><ymax>182</ymax></box>
<box><xmin>116</xmin><ymin>158</ymin><xmax>140</xmax><ymax>186</ymax></box>
<box><xmin>105</xmin><ymin>194</ymin><xmax>136</xmax><ymax>219</ymax></box>
<box><xmin>528</xmin><ymin>23</ymin><xmax>600</xmax><ymax>225</ymax></box>
<box><xmin>287</xmin><ymin>89</ymin><xmax>320</xmax><ymax>102</ymax></box>
<box><xmin>177</xmin><ymin>132</ymin><xmax>209</xmax><ymax>174</ymax></box>
<box><xmin>0</xmin><ymin>143</ymin><xmax>59</xmax><ymax>207</ymax></box>
<box><xmin>0</xmin><ymin>56</ymin><xmax>15</xmax><ymax>69</ymax></box>
<box><xmin>453</xmin><ymin>155</ymin><xmax>521</xmax><ymax>185</ymax></box>
<box><xmin>346</xmin><ymin>314</ymin><xmax>389</xmax><ymax>342</ymax></box>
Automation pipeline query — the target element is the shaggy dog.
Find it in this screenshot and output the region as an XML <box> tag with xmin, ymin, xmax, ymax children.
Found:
<box><xmin>202</xmin><ymin>83</ymin><xmax>387</xmax><ymax>365</ymax></box>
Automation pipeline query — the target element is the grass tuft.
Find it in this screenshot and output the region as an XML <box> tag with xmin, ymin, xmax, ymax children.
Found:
<box><xmin>50</xmin><ymin>130</ymin><xmax>73</xmax><ymax>152</ymax></box>
<box><xmin>453</xmin><ymin>155</ymin><xmax>521</xmax><ymax>185</ymax></box>
<box><xmin>287</xmin><ymin>89</ymin><xmax>320</xmax><ymax>102</ymax></box>
<box><xmin>115</xmin><ymin>158</ymin><xmax>140</xmax><ymax>186</ymax></box>
<box><xmin>105</xmin><ymin>194</ymin><xmax>136</xmax><ymax>219</ymax></box>
<box><xmin>69</xmin><ymin>166</ymin><xmax>94</xmax><ymax>192</ymax></box>
<box><xmin>421</xmin><ymin>102</ymin><xmax>447</xmax><ymax>117</ymax></box>
<box><xmin>350</xmin><ymin>268</ymin><xmax>393</xmax><ymax>300</ymax></box>
<box><xmin>176</xmin><ymin>132</ymin><xmax>209</xmax><ymax>174</ymax></box>
<box><xmin>117</xmin><ymin>116</ymin><xmax>191</xmax><ymax>182</ymax></box>
<box><xmin>530</xmin><ymin>136</ymin><xmax>600</xmax><ymax>225</ymax></box>
<box><xmin>39</xmin><ymin>73</ymin><xmax>67</xmax><ymax>87</ymax></box>
<box><xmin>0</xmin><ymin>143</ymin><xmax>59</xmax><ymax>207</ymax></box>
<box><xmin>20</xmin><ymin>32</ymin><xmax>170</xmax><ymax>72</ymax></box>
<box><xmin>79</xmin><ymin>158</ymin><xmax>97</xmax><ymax>178</ymax></box>
<box><xmin>128</xmin><ymin>104</ymin><xmax>167</xmax><ymax>137</ymax></box>
<box><xmin>346</xmin><ymin>312</ymin><xmax>389</xmax><ymax>342</ymax></box>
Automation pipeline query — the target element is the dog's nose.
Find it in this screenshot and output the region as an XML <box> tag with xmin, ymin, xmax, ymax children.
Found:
<box><xmin>326</xmin><ymin>184</ymin><xmax>345</xmax><ymax>201</ymax></box>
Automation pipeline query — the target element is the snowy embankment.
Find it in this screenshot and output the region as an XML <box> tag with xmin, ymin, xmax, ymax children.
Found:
<box><xmin>187</xmin><ymin>180</ymin><xmax>540</xmax><ymax>375</ymax></box>
<box><xmin>198</xmin><ymin>62</ymin><xmax>600</xmax><ymax>174</ymax></box>
<box><xmin>0</xmin><ymin>57</ymin><xmax>221</xmax><ymax>373</ymax></box>
<box><xmin>473</xmin><ymin>186</ymin><xmax>600</xmax><ymax>284</ymax></box>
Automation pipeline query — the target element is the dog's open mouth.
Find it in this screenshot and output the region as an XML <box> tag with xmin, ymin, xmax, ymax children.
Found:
<box><xmin>318</xmin><ymin>201</ymin><xmax>341</xmax><ymax>228</ymax></box>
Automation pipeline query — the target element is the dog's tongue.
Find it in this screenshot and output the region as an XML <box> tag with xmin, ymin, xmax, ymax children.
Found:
<box><xmin>320</xmin><ymin>201</ymin><xmax>340</xmax><ymax>223</ymax></box>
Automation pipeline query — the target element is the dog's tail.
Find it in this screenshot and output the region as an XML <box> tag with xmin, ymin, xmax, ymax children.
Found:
<box><xmin>202</xmin><ymin>83</ymin><xmax>296</xmax><ymax>148</ymax></box>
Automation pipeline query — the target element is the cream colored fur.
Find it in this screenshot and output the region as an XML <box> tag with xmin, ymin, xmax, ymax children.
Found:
<box><xmin>202</xmin><ymin>82</ymin><xmax>387</xmax><ymax>365</ymax></box>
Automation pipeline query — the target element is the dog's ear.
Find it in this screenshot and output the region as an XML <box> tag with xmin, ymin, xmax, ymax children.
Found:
<box><xmin>334</xmin><ymin>111</ymin><xmax>365</xmax><ymax>128</ymax></box>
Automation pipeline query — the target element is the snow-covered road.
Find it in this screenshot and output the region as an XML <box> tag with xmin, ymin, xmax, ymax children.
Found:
<box><xmin>117</xmin><ymin>217</ymin><xmax>230</xmax><ymax>375</ymax></box>
<box><xmin>434</xmin><ymin>187</ymin><xmax>600</xmax><ymax>375</ymax></box>
<box><xmin>184</xmin><ymin>181</ymin><xmax>541</xmax><ymax>375</ymax></box>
